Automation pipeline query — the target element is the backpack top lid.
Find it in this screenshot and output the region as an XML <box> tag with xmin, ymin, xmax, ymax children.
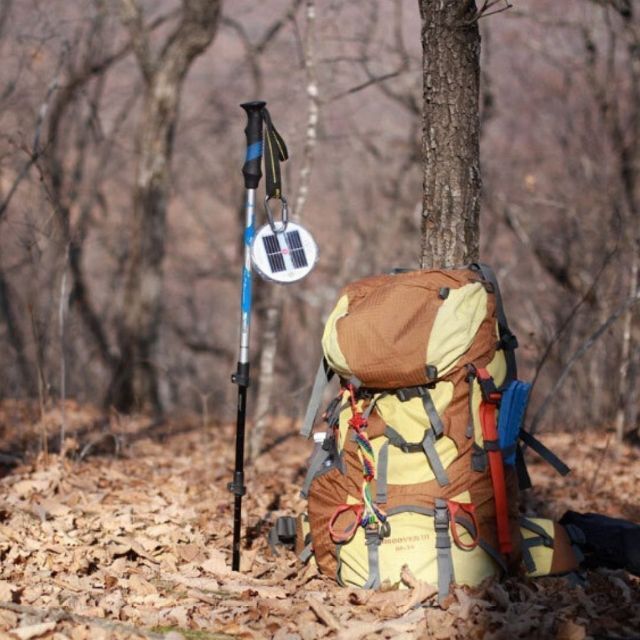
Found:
<box><xmin>321</xmin><ymin>267</ymin><xmax>498</xmax><ymax>389</ymax></box>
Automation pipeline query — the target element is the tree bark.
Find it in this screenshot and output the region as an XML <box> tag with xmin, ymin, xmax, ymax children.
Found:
<box><xmin>419</xmin><ymin>0</ymin><xmax>481</xmax><ymax>269</ymax></box>
<box><xmin>108</xmin><ymin>0</ymin><xmax>221</xmax><ymax>413</ymax></box>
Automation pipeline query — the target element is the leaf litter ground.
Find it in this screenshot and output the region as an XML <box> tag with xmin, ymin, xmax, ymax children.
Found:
<box><xmin>0</xmin><ymin>401</ymin><xmax>638</xmax><ymax>640</ymax></box>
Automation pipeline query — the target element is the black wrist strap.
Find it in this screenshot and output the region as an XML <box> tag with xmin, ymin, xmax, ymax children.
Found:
<box><xmin>261</xmin><ymin>107</ymin><xmax>288</xmax><ymax>199</ymax></box>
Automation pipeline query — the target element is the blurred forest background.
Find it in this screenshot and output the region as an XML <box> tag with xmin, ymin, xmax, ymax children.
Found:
<box><xmin>0</xmin><ymin>0</ymin><xmax>639</xmax><ymax>452</ymax></box>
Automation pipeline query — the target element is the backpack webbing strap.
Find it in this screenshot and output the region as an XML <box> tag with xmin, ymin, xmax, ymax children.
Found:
<box><xmin>519</xmin><ymin>518</ymin><xmax>555</xmax><ymax>574</ymax></box>
<box><xmin>298</xmin><ymin>543</ymin><xmax>313</xmax><ymax>564</ymax></box>
<box><xmin>301</xmin><ymin>358</ymin><xmax>334</xmax><ymax>438</ymax></box>
<box><xmin>362</xmin><ymin>525</ymin><xmax>382</xmax><ymax>589</ymax></box>
<box><xmin>520</xmin><ymin>517</ymin><xmax>554</xmax><ymax>544</ymax></box>
<box><xmin>466</xmin><ymin>376</ymin><xmax>474</xmax><ymax>439</ymax></box>
<box><xmin>384</xmin><ymin>426</ymin><xmax>449</xmax><ymax>487</ymax></box>
<box><xmin>434</xmin><ymin>499</ymin><xmax>454</xmax><ymax>604</ymax></box>
<box><xmin>518</xmin><ymin>429</ymin><xmax>570</xmax><ymax>476</ymax></box>
<box><xmin>423</xmin><ymin>430</ymin><xmax>450</xmax><ymax>487</ymax></box>
<box><xmin>422</xmin><ymin>390</ymin><xmax>449</xmax><ymax>485</ymax></box>
<box><xmin>515</xmin><ymin>444</ymin><xmax>532</xmax><ymax>489</ymax></box>
<box><xmin>300</xmin><ymin>440</ymin><xmax>333</xmax><ymax>498</ymax></box>
<box><xmin>422</xmin><ymin>390</ymin><xmax>445</xmax><ymax>437</ymax></box>
<box><xmin>521</xmin><ymin>538</ymin><xmax>544</xmax><ymax>574</ymax></box>
<box><xmin>376</xmin><ymin>442</ymin><xmax>389</xmax><ymax>504</ymax></box>
<box><xmin>477</xmin><ymin>539</ymin><xmax>508</xmax><ymax>574</ymax></box>
<box><xmin>472</xmin><ymin>263</ymin><xmax>518</xmax><ymax>383</ymax></box>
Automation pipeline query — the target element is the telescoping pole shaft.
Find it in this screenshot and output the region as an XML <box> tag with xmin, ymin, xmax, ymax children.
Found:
<box><xmin>229</xmin><ymin>101</ymin><xmax>265</xmax><ymax>572</ymax></box>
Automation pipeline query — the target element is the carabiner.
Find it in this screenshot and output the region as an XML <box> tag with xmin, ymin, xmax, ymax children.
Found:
<box><xmin>264</xmin><ymin>195</ymin><xmax>289</xmax><ymax>234</ymax></box>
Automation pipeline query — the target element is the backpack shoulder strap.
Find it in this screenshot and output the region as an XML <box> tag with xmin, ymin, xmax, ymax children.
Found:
<box><xmin>472</xmin><ymin>263</ymin><xmax>519</xmax><ymax>383</ymax></box>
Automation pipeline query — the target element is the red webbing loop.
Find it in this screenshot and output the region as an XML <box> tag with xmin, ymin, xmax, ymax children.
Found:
<box><xmin>448</xmin><ymin>501</ymin><xmax>480</xmax><ymax>551</ymax></box>
<box><xmin>328</xmin><ymin>503</ymin><xmax>363</xmax><ymax>543</ymax></box>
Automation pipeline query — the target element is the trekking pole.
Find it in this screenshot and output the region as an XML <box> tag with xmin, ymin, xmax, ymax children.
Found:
<box><xmin>229</xmin><ymin>100</ymin><xmax>266</xmax><ymax>572</ymax></box>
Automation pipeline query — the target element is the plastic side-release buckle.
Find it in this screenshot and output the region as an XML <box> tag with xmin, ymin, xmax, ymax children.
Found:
<box><xmin>434</xmin><ymin>501</ymin><xmax>450</xmax><ymax>531</ymax></box>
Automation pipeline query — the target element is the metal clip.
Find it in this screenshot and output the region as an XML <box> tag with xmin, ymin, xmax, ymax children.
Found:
<box><xmin>265</xmin><ymin>195</ymin><xmax>289</xmax><ymax>234</ymax></box>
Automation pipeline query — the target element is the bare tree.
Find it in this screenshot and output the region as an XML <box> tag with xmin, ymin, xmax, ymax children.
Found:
<box><xmin>107</xmin><ymin>0</ymin><xmax>222</xmax><ymax>413</ymax></box>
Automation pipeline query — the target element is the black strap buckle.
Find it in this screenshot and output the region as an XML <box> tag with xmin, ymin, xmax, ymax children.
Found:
<box><xmin>478</xmin><ymin>376</ymin><xmax>501</xmax><ymax>404</ymax></box>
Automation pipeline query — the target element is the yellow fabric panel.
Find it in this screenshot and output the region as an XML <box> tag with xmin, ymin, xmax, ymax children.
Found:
<box><xmin>471</xmin><ymin>346</ymin><xmax>507</xmax><ymax>447</ymax></box>
<box><xmin>521</xmin><ymin>517</ymin><xmax>555</xmax><ymax>578</ymax></box>
<box><xmin>451</xmin><ymin>535</ymin><xmax>498</xmax><ymax>586</ymax></box>
<box><xmin>372</xmin><ymin>434</ymin><xmax>458</xmax><ymax>485</ymax></box>
<box><xmin>375</xmin><ymin>383</ymin><xmax>454</xmax><ymax>442</ymax></box>
<box><xmin>427</xmin><ymin>283</ymin><xmax>488</xmax><ymax>377</ymax></box>
<box><xmin>337</xmin><ymin>511</ymin><xmax>499</xmax><ymax>589</ymax></box>
<box><xmin>322</xmin><ymin>294</ymin><xmax>352</xmax><ymax>378</ymax></box>
<box><xmin>450</xmin><ymin>490</ymin><xmax>472</xmax><ymax>503</ymax></box>
<box><xmin>337</xmin><ymin>526</ymin><xmax>370</xmax><ymax>586</ymax></box>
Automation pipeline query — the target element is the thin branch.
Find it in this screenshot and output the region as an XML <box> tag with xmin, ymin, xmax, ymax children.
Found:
<box><xmin>529</xmin><ymin>291</ymin><xmax>640</xmax><ymax>435</ymax></box>
<box><xmin>58</xmin><ymin>244</ymin><xmax>69</xmax><ymax>452</ymax></box>
<box><xmin>529</xmin><ymin>247</ymin><xmax>616</xmax><ymax>391</ymax></box>
<box><xmin>0</xmin><ymin>71</ymin><xmax>61</xmax><ymax>222</ymax></box>
<box><xmin>460</xmin><ymin>0</ymin><xmax>513</xmax><ymax>26</ymax></box>
<box><xmin>325</xmin><ymin>69</ymin><xmax>409</xmax><ymax>103</ymax></box>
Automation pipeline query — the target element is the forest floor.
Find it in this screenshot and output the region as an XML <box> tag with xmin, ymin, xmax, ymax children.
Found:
<box><xmin>0</xmin><ymin>400</ymin><xmax>638</xmax><ymax>640</ymax></box>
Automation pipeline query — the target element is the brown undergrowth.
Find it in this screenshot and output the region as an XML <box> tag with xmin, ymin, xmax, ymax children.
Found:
<box><xmin>0</xmin><ymin>401</ymin><xmax>638</xmax><ymax>639</ymax></box>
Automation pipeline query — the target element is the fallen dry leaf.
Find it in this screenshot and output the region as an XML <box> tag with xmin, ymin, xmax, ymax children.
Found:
<box><xmin>556</xmin><ymin>619</ymin><xmax>587</xmax><ymax>640</ymax></box>
<box><xmin>10</xmin><ymin>621</ymin><xmax>57</xmax><ymax>640</ymax></box>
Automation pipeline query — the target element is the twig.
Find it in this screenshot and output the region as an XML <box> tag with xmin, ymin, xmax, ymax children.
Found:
<box><xmin>0</xmin><ymin>71</ymin><xmax>61</xmax><ymax>222</ymax></box>
<box><xmin>0</xmin><ymin>601</ymin><xmax>165</xmax><ymax>639</ymax></box>
<box><xmin>325</xmin><ymin>69</ymin><xmax>409</xmax><ymax>103</ymax></box>
<box><xmin>78</xmin><ymin>432</ymin><xmax>122</xmax><ymax>461</ymax></box>
<box><xmin>588</xmin><ymin>432</ymin><xmax>612</xmax><ymax>494</ymax></box>
<box><xmin>459</xmin><ymin>0</ymin><xmax>513</xmax><ymax>25</ymax></box>
<box><xmin>58</xmin><ymin>244</ymin><xmax>69</xmax><ymax>452</ymax></box>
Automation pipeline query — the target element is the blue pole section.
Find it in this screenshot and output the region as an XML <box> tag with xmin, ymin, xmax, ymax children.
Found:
<box><xmin>239</xmin><ymin>188</ymin><xmax>256</xmax><ymax>366</ymax></box>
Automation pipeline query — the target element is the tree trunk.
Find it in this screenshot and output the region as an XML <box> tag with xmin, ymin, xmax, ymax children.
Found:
<box><xmin>249</xmin><ymin>0</ymin><xmax>319</xmax><ymax>460</ymax></box>
<box><xmin>108</xmin><ymin>0</ymin><xmax>221</xmax><ymax>413</ymax></box>
<box><xmin>419</xmin><ymin>0</ymin><xmax>481</xmax><ymax>269</ymax></box>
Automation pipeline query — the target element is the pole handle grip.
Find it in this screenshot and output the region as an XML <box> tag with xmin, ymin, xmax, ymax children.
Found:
<box><xmin>241</xmin><ymin>101</ymin><xmax>266</xmax><ymax>189</ymax></box>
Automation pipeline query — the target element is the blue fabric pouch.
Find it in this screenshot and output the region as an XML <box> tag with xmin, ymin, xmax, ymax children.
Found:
<box><xmin>497</xmin><ymin>380</ymin><xmax>531</xmax><ymax>465</ymax></box>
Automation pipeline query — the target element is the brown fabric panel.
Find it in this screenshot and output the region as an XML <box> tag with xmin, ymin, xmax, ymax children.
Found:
<box><xmin>307</xmin><ymin>467</ymin><xmax>354</xmax><ymax>577</ymax></box>
<box><xmin>295</xmin><ymin>514</ymin><xmax>307</xmax><ymax>557</ymax></box>
<box><xmin>549</xmin><ymin>523</ymin><xmax>581</xmax><ymax>574</ymax></box>
<box><xmin>335</xmin><ymin>269</ymin><xmax>482</xmax><ymax>388</ymax></box>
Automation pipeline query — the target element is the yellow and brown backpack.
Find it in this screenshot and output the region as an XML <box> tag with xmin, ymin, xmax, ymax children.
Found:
<box><xmin>292</xmin><ymin>264</ymin><xmax>576</xmax><ymax>601</ymax></box>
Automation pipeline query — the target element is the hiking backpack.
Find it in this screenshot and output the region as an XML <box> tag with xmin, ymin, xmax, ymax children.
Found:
<box><xmin>288</xmin><ymin>264</ymin><xmax>573</xmax><ymax>601</ymax></box>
